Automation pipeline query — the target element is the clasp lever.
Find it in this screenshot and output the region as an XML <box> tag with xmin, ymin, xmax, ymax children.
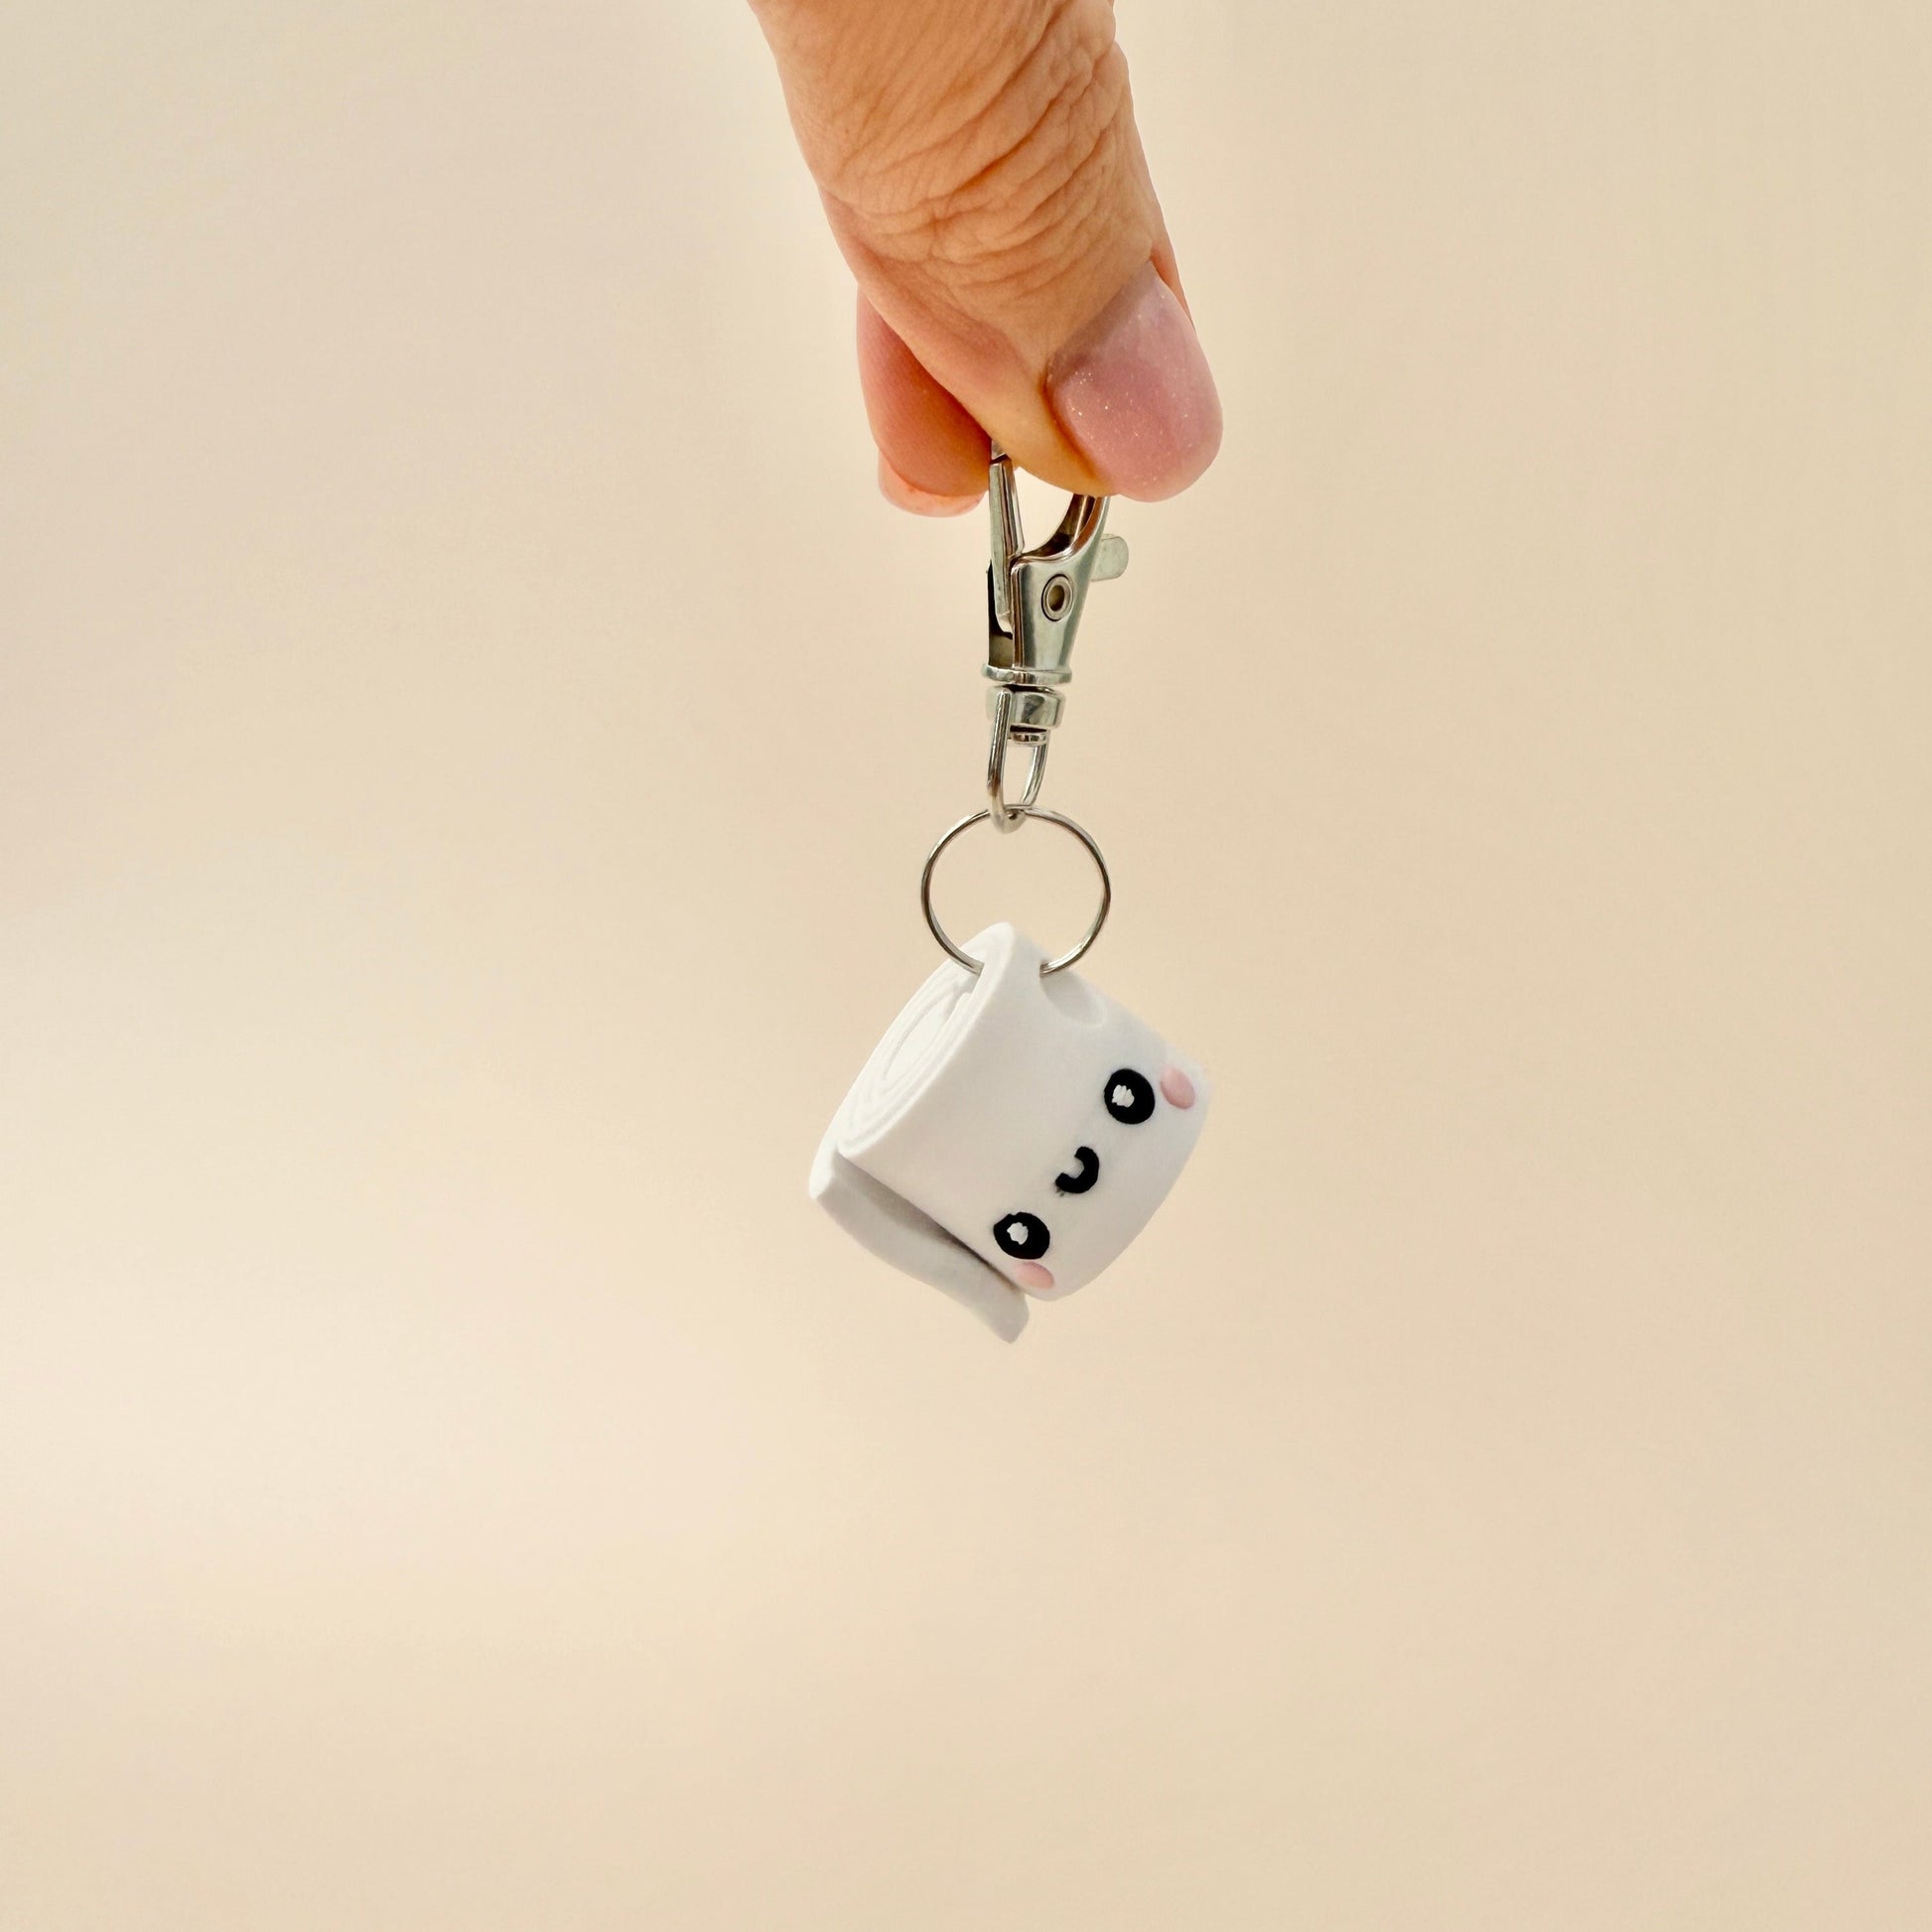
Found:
<box><xmin>983</xmin><ymin>447</ymin><xmax>1128</xmax><ymax>830</ymax></box>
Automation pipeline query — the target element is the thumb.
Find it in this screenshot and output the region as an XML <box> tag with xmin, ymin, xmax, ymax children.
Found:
<box><xmin>751</xmin><ymin>0</ymin><xmax>1221</xmax><ymax>510</ymax></box>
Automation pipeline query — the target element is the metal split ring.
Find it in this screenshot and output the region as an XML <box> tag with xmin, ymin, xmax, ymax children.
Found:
<box><xmin>918</xmin><ymin>806</ymin><xmax>1112</xmax><ymax>976</ymax></box>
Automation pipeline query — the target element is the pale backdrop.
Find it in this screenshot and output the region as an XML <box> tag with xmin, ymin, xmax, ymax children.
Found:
<box><xmin>2</xmin><ymin>3</ymin><xmax>1928</xmax><ymax>1927</ymax></box>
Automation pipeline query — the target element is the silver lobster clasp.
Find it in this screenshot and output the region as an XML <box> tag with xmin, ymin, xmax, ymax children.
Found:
<box><xmin>983</xmin><ymin>446</ymin><xmax>1129</xmax><ymax>830</ymax></box>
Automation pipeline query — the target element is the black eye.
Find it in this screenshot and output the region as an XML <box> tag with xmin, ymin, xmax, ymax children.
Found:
<box><xmin>1103</xmin><ymin>1068</ymin><xmax>1156</xmax><ymax>1125</ymax></box>
<box><xmin>992</xmin><ymin>1211</ymin><xmax>1050</xmax><ymax>1261</ymax></box>
<box><xmin>1054</xmin><ymin>1146</ymin><xmax>1100</xmax><ymax>1194</ymax></box>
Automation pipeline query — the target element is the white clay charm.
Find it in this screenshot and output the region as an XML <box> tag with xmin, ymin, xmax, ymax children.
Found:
<box><xmin>811</xmin><ymin>923</ymin><xmax>1208</xmax><ymax>1337</ymax></box>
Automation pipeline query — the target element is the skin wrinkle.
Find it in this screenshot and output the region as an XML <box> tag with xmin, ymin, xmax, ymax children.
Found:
<box><xmin>935</xmin><ymin>109</ymin><xmax>1126</xmax><ymax>294</ymax></box>
<box><xmin>820</xmin><ymin>54</ymin><xmax>1149</xmax><ymax>363</ymax></box>
<box><xmin>858</xmin><ymin>14</ymin><xmax>1073</xmax><ymax>205</ymax></box>
<box><xmin>772</xmin><ymin>0</ymin><xmax>1143</xmax><ymax>320</ymax></box>
<box><xmin>755</xmin><ymin>0</ymin><xmax>1154</xmax><ymax>327</ymax></box>
<box><xmin>831</xmin><ymin>117</ymin><xmax>1124</xmax><ymax>293</ymax></box>
<box><xmin>851</xmin><ymin>2</ymin><xmax>1113</xmax><ymax>217</ymax></box>
<box><xmin>761</xmin><ymin>0</ymin><xmax>1103</xmax><ymax>218</ymax></box>
<box><xmin>921</xmin><ymin>33</ymin><xmax>1119</xmax><ymax>217</ymax></box>
<box><xmin>920</xmin><ymin>67</ymin><xmax>1126</xmax><ymax>272</ymax></box>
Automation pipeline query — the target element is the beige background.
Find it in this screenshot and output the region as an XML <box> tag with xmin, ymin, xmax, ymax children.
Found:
<box><xmin>3</xmin><ymin>2</ymin><xmax>1929</xmax><ymax>1926</ymax></box>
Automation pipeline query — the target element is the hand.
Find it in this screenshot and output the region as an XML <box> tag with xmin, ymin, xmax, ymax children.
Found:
<box><xmin>750</xmin><ymin>0</ymin><xmax>1222</xmax><ymax>513</ymax></box>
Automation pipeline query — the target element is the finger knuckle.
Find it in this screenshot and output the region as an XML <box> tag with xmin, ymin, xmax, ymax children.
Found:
<box><xmin>835</xmin><ymin>0</ymin><xmax>1141</xmax><ymax>300</ymax></box>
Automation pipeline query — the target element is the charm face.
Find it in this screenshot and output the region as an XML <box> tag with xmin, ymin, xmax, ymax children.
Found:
<box><xmin>810</xmin><ymin>924</ymin><xmax>1209</xmax><ymax>1336</ymax></box>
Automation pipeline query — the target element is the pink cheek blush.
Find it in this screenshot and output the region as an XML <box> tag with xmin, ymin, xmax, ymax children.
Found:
<box><xmin>1013</xmin><ymin>1262</ymin><xmax>1055</xmax><ymax>1294</ymax></box>
<box><xmin>1160</xmin><ymin>1066</ymin><xmax>1197</xmax><ymax>1109</ymax></box>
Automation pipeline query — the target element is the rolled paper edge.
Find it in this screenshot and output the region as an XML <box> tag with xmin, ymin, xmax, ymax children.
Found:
<box><xmin>809</xmin><ymin>1129</ymin><xmax>1030</xmax><ymax>1341</ymax></box>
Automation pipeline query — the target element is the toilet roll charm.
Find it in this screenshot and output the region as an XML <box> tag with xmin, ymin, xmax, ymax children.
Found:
<box><xmin>811</xmin><ymin>452</ymin><xmax>1210</xmax><ymax>1337</ymax></box>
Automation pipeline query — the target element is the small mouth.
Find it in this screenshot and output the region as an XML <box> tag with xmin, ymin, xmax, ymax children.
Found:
<box><xmin>1054</xmin><ymin>1145</ymin><xmax>1100</xmax><ymax>1194</ymax></box>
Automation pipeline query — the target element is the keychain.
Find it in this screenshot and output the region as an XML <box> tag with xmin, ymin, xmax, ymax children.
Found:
<box><xmin>810</xmin><ymin>449</ymin><xmax>1210</xmax><ymax>1337</ymax></box>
